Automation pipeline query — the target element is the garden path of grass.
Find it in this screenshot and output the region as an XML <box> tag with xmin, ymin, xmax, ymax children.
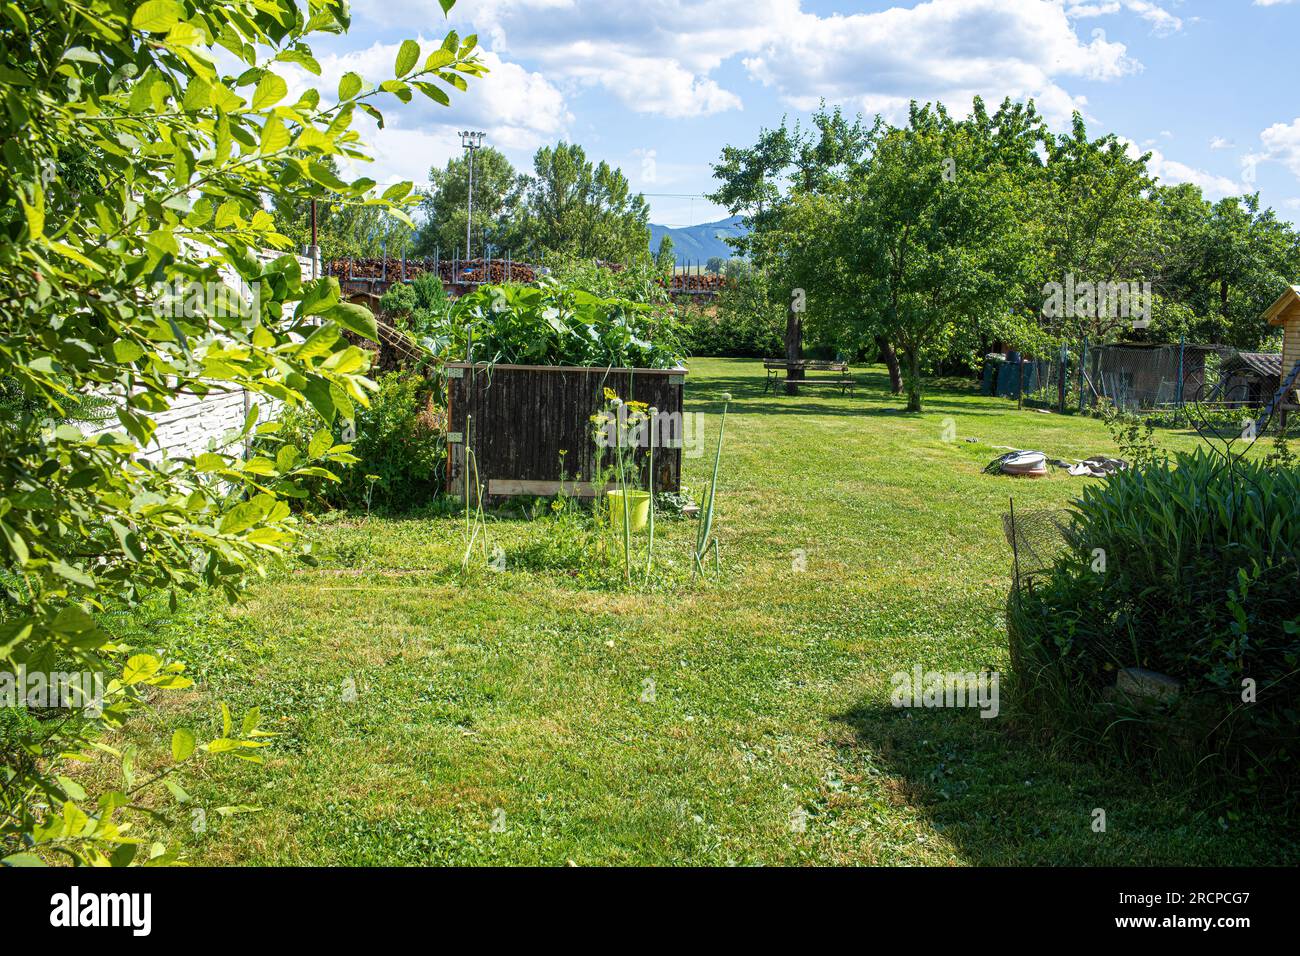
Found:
<box><xmin>113</xmin><ymin>358</ymin><xmax>1297</xmax><ymax>865</ymax></box>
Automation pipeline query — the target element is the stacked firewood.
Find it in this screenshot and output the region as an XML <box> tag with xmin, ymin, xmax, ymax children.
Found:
<box><xmin>667</xmin><ymin>272</ymin><xmax>729</xmax><ymax>293</ymax></box>
<box><xmin>325</xmin><ymin>257</ymin><xmax>539</xmax><ymax>285</ymax></box>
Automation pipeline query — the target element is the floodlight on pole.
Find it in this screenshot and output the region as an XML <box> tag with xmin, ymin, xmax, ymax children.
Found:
<box><xmin>459</xmin><ymin>130</ymin><xmax>485</xmax><ymax>262</ymax></box>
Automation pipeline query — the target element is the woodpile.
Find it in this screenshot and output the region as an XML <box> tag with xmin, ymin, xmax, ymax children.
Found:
<box><xmin>666</xmin><ymin>272</ymin><xmax>729</xmax><ymax>293</ymax></box>
<box><xmin>325</xmin><ymin>257</ymin><xmax>540</xmax><ymax>285</ymax></box>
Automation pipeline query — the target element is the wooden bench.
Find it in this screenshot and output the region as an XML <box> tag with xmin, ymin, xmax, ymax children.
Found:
<box><xmin>763</xmin><ymin>359</ymin><xmax>856</xmax><ymax>395</ymax></box>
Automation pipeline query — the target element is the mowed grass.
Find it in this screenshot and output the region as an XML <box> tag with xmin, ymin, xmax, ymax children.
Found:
<box><xmin>108</xmin><ymin>358</ymin><xmax>1297</xmax><ymax>865</ymax></box>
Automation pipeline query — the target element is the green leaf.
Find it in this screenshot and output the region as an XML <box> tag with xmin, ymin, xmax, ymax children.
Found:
<box><xmin>1</xmin><ymin>853</ymin><xmax>46</xmax><ymax>867</ymax></box>
<box><xmin>338</xmin><ymin>71</ymin><xmax>362</xmax><ymax>100</ymax></box>
<box><xmin>218</xmin><ymin>494</ymin><xmax>274</xmax><ymax>534</ymax></box>
<box><xmin>131</xmin><ymin>0</ymin><xmax>182</xmax><ymax>33</ymax></box>
<box><xmin>423</xmin><ymin>49</ymin><xmax>454</xmax><ymax>72</ymax></box>
<box><xmin>57</xmin><ymin>776</ymin><xmax>87</xmax><ymax>801</ymax></box>
<box><xmin>308</xmin><ymin>428</ymin><xmax>334</xmax><ymax>458</ymax></box>
<box><xmin>260</xmin><ymin>115</ymin><xmax>290</xmax><ymax>153</ymax></box>
<box><xmin>240</xmin><ymin>706</ymin><xmax>261</xmax><ymax>736</ymax></box>
<box><xmin>321</xmin><ymin>301</ymin><xmax>378</xmax><ymax>341</ymax></box>
<box><xmin>395</xmin><ymin>39</ymin><xmax>420</xmax><ymax>77</ymax></box>
<box><xmin>123</xmin><ymin>655</ymin><xmax>161</xmax><ymax>685</ymax></box>
<box><xmin>251</xmin><ymin>72</ymin><xmax>288</xmax><ymax>110</ymax></box>
<box><xmin>51</xmin><ymin>561</ymin><xmax>95</xmax><ymax>588</ymax></box>
<box><xmin>18</xmin><ymin>183</ymin><xmax>43</xmax><ymax>239</ymax></box>
<box><xmin>439</xmin><ymin>0</ymin><xmax>457</xmax><ymax>13</ymax></box>
<box><xmin>0</xmin><ymin>520</ymin><xmax>29</xmax><ymax>565</ymax></box>
<box><xmin>171</xmin><ymin>728</ymin><xmax>196</xmax><ymax>762</ymax></box>
<box><xmin>221</xmin><ymin>702</ymin><xmax>233</xmax><ymax>738</ymax></box>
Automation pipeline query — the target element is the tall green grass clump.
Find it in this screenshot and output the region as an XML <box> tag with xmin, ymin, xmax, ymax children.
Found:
<box><xmin>1011</xmin><ymin>448</ymin><xmax>1300</xmax><ymax>803</ymax></box>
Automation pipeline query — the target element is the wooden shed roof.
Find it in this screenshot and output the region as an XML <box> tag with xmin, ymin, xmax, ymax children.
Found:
<box><xmin>1222</xmin><ymin>351</ymin><xmax>1283</xmax><ymax>379</ymax></box>
<box><xmin>1263</xmin><ymin>285</ymin><xmax>1300</xmax><ymax>326</ymax></box>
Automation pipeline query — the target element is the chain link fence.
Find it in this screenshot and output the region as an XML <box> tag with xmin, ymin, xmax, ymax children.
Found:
<box><xmin>989</xmin><ymin>341</ymin><xmax>1268</xmax><ymax>414</ymax></box>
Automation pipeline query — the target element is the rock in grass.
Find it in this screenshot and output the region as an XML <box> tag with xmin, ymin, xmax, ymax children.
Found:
<box><xmin>1116</xmin><ymin>667</ymin><xmax>1182</xmax><ymax>706</ymax></box>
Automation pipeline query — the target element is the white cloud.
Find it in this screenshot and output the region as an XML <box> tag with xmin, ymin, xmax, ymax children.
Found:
<box><xmin>281</xmin><ymin>39</ymin><xmax>571</xmax><ymax>186</ymax></box>
<box><xmin>1209</xmin><ymin>136</ymin><xmax>1234</xmax><ymax>150</ymax></box>
<box><xmin>1253</xmin><ymin>0</ymin><xmax>1295</xmax><ymax>7</ymax></box>
<box><xmin>1066</xmin><ymin>0</ymin><xmax>1182</xmax><ymax>35</ymax></box>
<box><xmin>440</xmin><ymin>0</ymin><xmax>797</xmax><ymax>117</ymax></box>
<box><xmin>1251</xmin><ymin>117</ymin><xmax>1300</xmax><ymax>181</ymax></box>
<box><xmin>741</xmin><ymin>0</ymin><xmax>1139</xmax><ymax>126</ymax></box>
<box><xmin>349</xmin><ymin>0</ymin><xmax>1142</xmax><ymax>124</ymax></box>
<box><xmin>1123</xmin><ymin>139</ymin><xmax>1241</xmax><ymax>199</ymax></box>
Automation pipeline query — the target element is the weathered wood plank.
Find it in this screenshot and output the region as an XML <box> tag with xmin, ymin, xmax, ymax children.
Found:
<box><xmin>447</xmin><ymin>363</ymin><xmax>686</xmax><ymax>501</ymax></box>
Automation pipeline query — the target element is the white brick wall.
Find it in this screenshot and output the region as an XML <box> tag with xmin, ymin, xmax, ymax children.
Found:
<box><xmin>91</xmin><ymin>250</ymin><xmax>311</xmax><ymax>461</ymax></box>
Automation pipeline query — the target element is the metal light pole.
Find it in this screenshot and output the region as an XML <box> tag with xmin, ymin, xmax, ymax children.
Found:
<box><xmin>459</xmin><ymin>130</ymin><xmax>485</xmax><ymax>262</ymax></box>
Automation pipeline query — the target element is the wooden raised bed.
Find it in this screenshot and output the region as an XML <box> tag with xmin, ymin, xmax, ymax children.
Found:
<box><xmin>444</xmin><ymin>362</ymin><xmax>688</xmax><ymax>502</ymax></box>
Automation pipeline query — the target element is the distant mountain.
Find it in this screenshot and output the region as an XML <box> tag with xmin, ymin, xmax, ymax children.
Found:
<box><xmin>649</xmin><ymin>215</ymin><xmax>748</xmax><ymax>266</ymax></box>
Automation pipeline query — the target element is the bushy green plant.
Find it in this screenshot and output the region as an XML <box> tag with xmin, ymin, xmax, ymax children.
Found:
<box><xmin>542</xmin><ymin>256</ymin><xmax>672</xmax><ymax>307</ymax></box>
<box><xmin>1011</xmin><ymin>449</ymin><xmax>1300</xmax><ymax>797</ymax></box>
<box><xmin>0</xmin><ymin>0</ymin><xmax>482</xmax><ymax>866</ymax></box>
<box><xmin>446</xmin><ymin>280</ymin><xmax>683</xmax><ymax>368</ymax></box>
<box><xmin>677</xmin><ymin>270</ymin><xmax>783</xmax><ymax>357</ymax></box>
<box><xmin>379</xmin><ymin>271</ymin><xmax>451</xmax><ymax>336</ymax></box>
<box><xmin>269</xmin><ymin>372</ymin><xmax>445</xmax><ymax>512</ymax></box>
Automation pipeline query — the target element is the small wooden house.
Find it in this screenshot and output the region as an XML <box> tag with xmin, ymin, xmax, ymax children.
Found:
<box><xmin>1262</xmin><ymin>285</ymin><xmax>1300</xmax><ymax>422</ymax></box>
<box><xmin>1264</xmin><ymin>285</ymin><xmax>1300</xmax><ymax>371</ymax></box>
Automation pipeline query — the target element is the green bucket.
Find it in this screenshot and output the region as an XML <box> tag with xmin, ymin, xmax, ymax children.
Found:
<box><xmin>607</xmin><ymin>489</ymin><xmax>651</xmax><ymax>533</ymax></box>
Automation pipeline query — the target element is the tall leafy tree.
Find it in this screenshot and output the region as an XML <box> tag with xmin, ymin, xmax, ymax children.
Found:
<box><xmin>0</xmin><ymin>0</ymin><xmax>482</xmax><ymax>865</ymax></box>
<box><xmin>845</xmin><ymin>103</ymin><xmax>1035</xmax><ymax>411</ymax></box>
<box><xmin>655</xmin><ymin>235</ymin><xmax>676</xmax><ymax>276</ymax></box>
<box><xmin>516</xmin><ymin>142</ymin><xmax>651</xmax><ymax>264</ymax></box>
<box><xmin>412</xmin><ymin>146</ymin><xmax>524</xmax><ymax>258</ymax></box>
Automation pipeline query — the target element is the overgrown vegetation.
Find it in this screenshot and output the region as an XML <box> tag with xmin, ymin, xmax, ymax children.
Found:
<box><xmin>270</xmin><ymin>372</ymin><xmax>446</xmax><ymax>513</ymax></box>
<box><xmin>0</xmin><ymin>0</ymin><xmax>481</xmax><ymax>865</ymax></box>
<box><xmin>1011</xmin><ymin>449</ymin><xmax>1300</xmax><ymax>806</ymax></box>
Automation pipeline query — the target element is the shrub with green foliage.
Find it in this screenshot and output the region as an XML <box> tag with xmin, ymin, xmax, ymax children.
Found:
<box><xmin>677</xmin><ymin>262</ymin><xmax>782</xmax><ymax>358</ymax></box>
<box><xmin>1012</xmin><ymin>449</ymin><xmax>1300</xmax><ymax>796</ymax></box>
<box><xmin>440</xmin><ymin>280</ymin><xmax>682</xmax><ymax>368</ymax></box>
<box><xmin>271</xmin><ymin>372</ymin><xmax>445</xmax><ymax>512</ymax></box>
<box><xmin>0</xmin><ymin>0</ymin><xmax>482</xmax><ymax>865</ymax></box>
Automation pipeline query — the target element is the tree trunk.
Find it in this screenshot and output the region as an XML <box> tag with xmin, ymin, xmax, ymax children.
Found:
<box><xmin>876</xmin><ymin>336</ymin><xmax>903</xmax><ymax>394</ymax></box>
<box><xmin>904</xmin><ymin>347</ymin><xmax>923</xmax><ymax>412</ymax></box>
<box><xmin>784</xmin><ymin>297</ymin><xmax>803</xmax><ymax>395</ymax></box>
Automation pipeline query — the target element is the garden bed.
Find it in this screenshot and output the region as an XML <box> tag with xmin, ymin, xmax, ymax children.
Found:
<box><xmin>445</xmin><ymin>362</ymin><xmax>688</xmax><ymax>502</ymax></box>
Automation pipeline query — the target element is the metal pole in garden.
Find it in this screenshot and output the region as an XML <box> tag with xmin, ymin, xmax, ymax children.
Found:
<box><xmin>1079</xmin><ymin>337</ymin><xmax>1088</xmax><ymax>412</ymax></box>
<box><xmin>1176</xmin><ymin>335</ymin><xmax>1186</xmax><ymax>407</ymax></box>
<box><xmin>460</xmin><ymin>130</ymin><xmax>485</xmax><ymax>263</ymax></box>
<box><xmin>1058</xmin><ymin>342</ymin><xmax>1067</xmax><ymax>413</ymax></box>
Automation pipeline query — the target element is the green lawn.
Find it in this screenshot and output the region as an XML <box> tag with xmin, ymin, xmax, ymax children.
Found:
<box><xmin>108</xmin><ymin>358</ymin><xmax>1296</xmax><ymax>865</ymax></box>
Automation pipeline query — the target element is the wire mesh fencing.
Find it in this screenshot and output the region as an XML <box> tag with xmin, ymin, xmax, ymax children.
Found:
<box><xmin>993</xmin><ymin>342</ymin><xmax>1255</xmax><ymax>415</ymax></box>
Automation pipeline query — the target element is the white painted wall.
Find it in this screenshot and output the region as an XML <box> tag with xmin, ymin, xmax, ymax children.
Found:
<box><xmin>91</xmin><ymin>250</ymin><xmax>313</xmax><ymax>461</ymax></box>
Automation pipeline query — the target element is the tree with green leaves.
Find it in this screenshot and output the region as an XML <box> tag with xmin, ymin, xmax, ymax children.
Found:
<box><xmin>516</xmin><ymin>142</ymin><xmax>651</xmax><ymax>264</ymax></box>
<box><xmin>844</xmin><ymin>103</ymin><xmax>1035</xmax><ymax>411</ymax></box>
<box><xmin>412</xmin><ymin>146</ymin><xmax>524</xmax><ymax>258</ymax></box>
<box><xmin>0</xmin><ymin>0</ymin><xmax>482</xmax><ymax>866</ymax></box>
<box><xmin>655</xmin><ymin>235</ymin><xmax>675</xmax><ymax>276</ymax></box>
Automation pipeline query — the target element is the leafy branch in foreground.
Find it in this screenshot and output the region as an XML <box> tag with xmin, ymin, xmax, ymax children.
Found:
<box><xmin>1</xmin><ymin>0</ymin><xmax>482</xmax><ymax>865</ymax></box>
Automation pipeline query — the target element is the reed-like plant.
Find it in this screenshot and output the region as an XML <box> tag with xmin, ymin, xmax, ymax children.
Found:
<box><xmin>693</xmin><ymin>393</ymin><xmax>730</xmax><ymax>579</ymax></box>
<box><xmin>460</xmin><ymin>413</ymin><xmax>490</xmax><ymax>572</ymax></box>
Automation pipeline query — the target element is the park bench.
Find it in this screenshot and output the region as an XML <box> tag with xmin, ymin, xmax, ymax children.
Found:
<box><xmin>763</xmin><ymin>358</ymin><xmax>856</xmax><ymax>395</ymax></box>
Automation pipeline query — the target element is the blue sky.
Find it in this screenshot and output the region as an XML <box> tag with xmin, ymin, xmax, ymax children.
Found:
<box><xmin>303</xmin><ymin>0</ymin><xmax>1300</xmax><ymax>231</ymax></box>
